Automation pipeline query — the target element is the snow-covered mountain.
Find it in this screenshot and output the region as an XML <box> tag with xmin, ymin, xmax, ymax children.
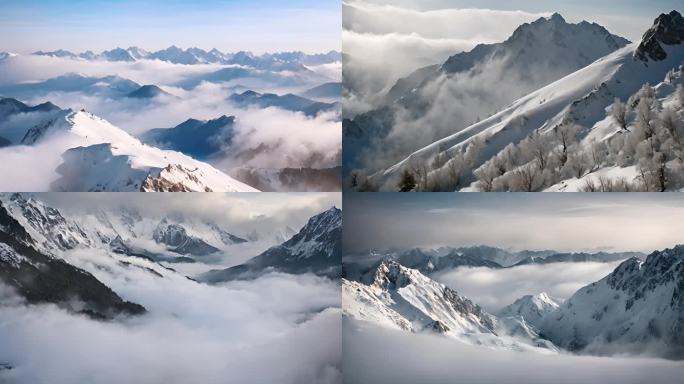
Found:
<box><xmin>31</xmin><ymin>46</ymin><xmax>342</xmax><ymax>68</ymax></box>
<box><xmin>343</xmin><ymin>260</ymin><xmax>558</xmax><ymax>352</ymax></box>
<box><xmin>362</xmin><ymin>10</ymin><xmax>684</xmax><ymax>192</ymax></box>
<box><xmin>200</xmin><ymin>206</ymin><xmax>342</xmax><ymax>282</ymax></box>
<box><xmin>344</xmin><ymin>13</ymin><xmax>630</xmax><ymax>181</ymax></box>
<box><xmin>0</xmin><ymin>193</ymin><xmax>252</xmax><ymax>264</ymax></box>
<box><xmin>0</xmin><ymin>99</ymin><xmax>257</xmax><ymax>192</ymax></box>
<box><xmin>499</xmin><ymin>293</ymin><xmax>562</xmax><ymax>329</ymax></box>
<box><xmin>539</xmin><ymin>245</ymin><xmax>684</xmax><ymax>358</ymax></box>
<box><xmin>0</xmin><ymin>199</ymin><xmax>146</xmax><ymax>319</ymax></box>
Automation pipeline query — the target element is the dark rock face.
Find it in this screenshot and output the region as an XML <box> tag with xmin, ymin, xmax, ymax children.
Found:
<box><xmin>200</xmin><ymin>207</ymin><xmax>342</xmax><ymax>282</ymax></box>
<box><xmin>0</xmin><ymin>202</ymin><xmax>146</xmax><ymax>319</ymax></box>
<box><xmin>636</xmin><ymin>10</ymin><xmax>684</xmax><ymax>61</ymax></box>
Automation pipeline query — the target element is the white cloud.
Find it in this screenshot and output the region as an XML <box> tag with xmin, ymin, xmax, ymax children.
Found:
<box><xmin>433</xmin><ymin>262</ymin><xmax>623</xmax><ymax>313</ymax></box>
<box><xmin>342</xmin><ymin>0</ymin><xmax>550</xmax><ymax>116</ymax></box>
<box><xmin>344</xmin><ymin>319</ymin><xmax>684</xmax><ymax>384</ymax></box>
<box><xmin>0</xmin><ymin>250</ymin><xmax>342</xmax><ymax>384</ymax></box>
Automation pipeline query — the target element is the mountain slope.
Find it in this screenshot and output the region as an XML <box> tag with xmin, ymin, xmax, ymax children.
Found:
<box><xmin>539</xmin><ymin>245</ymin><xmax>684</xmax><ymax>358</ymax></box>
<box><xmin>370</xmin><ymin>11</ymin><xmax>684</xmax><ymax>191</ymax></box>
<box><xmin>345</xmin><ymin>14</ymin><xmax>630</xmax><ymax>179</ymax></box>
<box><xmin>1</xmin><ymin>104</ymin><xmax>258</xmax><ymax>192</ymax></box>
<box><xmin>0</xmin><ymin>201</ymin><xmax>145</xmax><ymax>319</ymax></box>
<box><xmin>343</xmin><ymin>260</ymin><xmax>558</xmax><ymax>352</ymax></box>
<box><xmin>200</xmin><ymin>207</ymin><xmax>342</xmax><ymax>282</ymax></box>
<box><xmin>499</xmin><ymin>293</ymin><xmax>562</xmax><ymax>329</ymax></box>
<box><xmin>153</xmin><ymin>219</ymin><xmax>220</xmax><ymax>256</ymax></box>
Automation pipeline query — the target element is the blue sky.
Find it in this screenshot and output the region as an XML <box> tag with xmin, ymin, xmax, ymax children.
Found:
<box><xmin>0</xmin><ymin>0</ymin><xmax>341</xmax><ymax>53</ymax></box>
<box><xmin>344</xmin><ymin>193</ymin><xmax>684</xmax><ymax>253</ymax></box>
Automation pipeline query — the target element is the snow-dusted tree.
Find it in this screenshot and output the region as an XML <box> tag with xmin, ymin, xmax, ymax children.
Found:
<box><xmin>661</xmin><ymin>107</ymin><xmax>681</xmax><ymax>139</ymax></box>
<box><xmin>446</xmin><ymin>152</ymin><xmax>465</xmax><ymax>189</ymax></box>
<box><xmin>637</xmin><ymin>152</ymin><xmax>667</xmax><ymax>192</ymax></box>
<box><xmin>465</xmin><ymin>136</ymin><xmax>484</xmax><ymax>167</ymax></box>
<box><xmin>587</xmin><ymin>140</ymin><xmax>607</xmax><ymax>171</ymax></box>
<box><xmin>629</xmin><ymin>83</ymin><xmax>656</xmax><ymax>108</ymax></box>
<box><xmin>554</xmin><ymin>122</ymin><xmax>580</xmax><ymax>166</ymax></box>
<box><xmin>509</xmin><ymin>162</ymin><xmax>541</xmax><ymax>192</ymax></box>
<box><xmin>499</xmin><ymin>143</ymin><xmax>519</xmax><ymax>169</ymax></box>
<box><xmin>609</xmin><ymin>98</ymin><xmax>628</xmax><ymax>130</ymax></box>
<box><xmin>636</xmin><ymin>97</ymin><xmax>657</xmax><ymax>144</ymax></box>
<box><xmin>677</xmin><ymin>84</ymin><xmax>684</xmax><ymax>109</ymax></box>
<box><xmin>521</xmin><ymin>131</ymin><xmax>551</xmax><ymax>170</ymax></box>
<box><xmin>474</xmin><ymin>162</ymin><xmax>499</xmax><ymax>192</ymax></box>
<box><xmin>562</xmin><ymin>147</ymin><xmax>589</xmax><ymax>179</ymax></box>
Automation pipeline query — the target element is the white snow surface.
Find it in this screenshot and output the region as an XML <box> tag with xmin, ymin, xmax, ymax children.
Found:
<box><xmin>372</xmin><ymin>41</ymin><xmax>684</xmax><ymax>190</ymax></box>
<box><xmin>343</xmin><ymin>260</ymin><xmax>557</xmax><ymax>353</ymax></box>
<box><xmin>2</xmin><ymin>110</ymin><xmax>258</xmax><ymax>192</ymax></box>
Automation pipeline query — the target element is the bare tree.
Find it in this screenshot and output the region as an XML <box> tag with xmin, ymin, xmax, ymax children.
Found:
<box><xmin>554</xmin><ymin>122</ymin><xmax>580</xmax><ymax>166</ymax></box>
<box><xmin>474</xmin><ymin>162</ymin><xmax>499</xmax><ymax>192</ymax></box>
<box><xmin>522</xmin><ymin>131</ymin><xmax>551</xmax><ymax>170</ymax></box>
<box><xmin>636</xmin><ymin>97</ymin><xmax>657</xmax><ymax>146</ymax></box>
<box><xmin>510</xmin><ymin>163</ymin><xmax>540</xmax><ymax>192</ymax></box>
<box><xmin>609</xmin><ymin>98</ymin><xmax>628</xmax><ymax>130</ymax></box>
<box><xmin>562</xmin><ymin>148</ymin><xmax>589</xmax><ymax>179</ymax></box>
<box><xmin>446</xmin><ymin>153</ymin><xmax>465</xmax><ymax>189</ymax></box>
<box><xmin>465</xmin><ymin>136</ymin><xmax>485</xmax><ymax>167</ymax></box>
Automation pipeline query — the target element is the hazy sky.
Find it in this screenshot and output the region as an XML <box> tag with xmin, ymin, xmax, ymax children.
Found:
<box><xmin>344</xmin><ymin>193</ymin><xmax>684</xmax><ymax>253</ymax></box>
<box><xmin>351</xmin><ymin>0</ymin><xmax>679</xmax><ymax>41</ymax></box>
<box><xmin>0</xmin><ymin>0</ymin><xmax>341</xmax><ymax>54</ymax></box>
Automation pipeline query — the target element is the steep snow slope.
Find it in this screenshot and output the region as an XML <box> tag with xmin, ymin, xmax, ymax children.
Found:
<box><xmin>345</xmin><ymin>13</ymin><xmax>630</xmax><ymax>178</ymax></box>
<box><xmin>343</xmin><ymin>260</ymin><xmax>558</xmax><ymax>353</ymax></box>
<box><xmin>0</xmin><ymin>200</ymin><xmax>146</xmax><ymax>319</ymax></box>
<box><xmin>539</xmin><ymin>245</ymin><xmax>684</xmax><ymax>359</ymax></box>
<box><xmin>1</xmin><ymin>106</ymin><xmax>257</xmax><ymax>192</ymax></box>
<box><xmin>371</xmin><ymin>11</ymin><xmax>684</xmax><ymax>191</ymax></box>
<box><xmin>499</xmin><ymin>293</ymin><xmax>562</xmax><ymax>329</ymax></box>
<box><xmin>200</xmin><ymin>207</ymin><xmax>342</xmax><ymax>282</ymax></box>
<box><xmin>0</xmin><ymin>193</ymin><xmax>251</xmax><ymax>264</ymax></box>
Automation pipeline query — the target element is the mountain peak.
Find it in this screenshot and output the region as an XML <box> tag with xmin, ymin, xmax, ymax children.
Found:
<box><xmin>635</xmin><ymin>10</ymin><xmax>684</xmax><ymax>61</ymax></box>
<box><xmin>548</xmin><ymin>12</ymin><xmax>566</xmax><ymax>23</ymax></box>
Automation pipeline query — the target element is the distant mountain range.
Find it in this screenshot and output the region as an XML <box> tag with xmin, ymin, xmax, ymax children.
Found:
<box><xmin>31</xmin><ymin>46</ymin><xmax>341</xmax><ymax>67</ymax></box>
<box><xmin>344</xmin><ymin>244</ymin><xmax>684</xmax><ymax>359</ymax></box>
<box><xmin>200</xmin><ymin>207</ymin><xmax>342</xmax><ymax>282</ymax></box>
<box><xmin>343</xmin><ymin>246</ymin><xmax>644</xmax><ymax>283</ymax></box>
<box><xmin>0</xmin><ymin>194</ymin><xmax>341</xmax><ymax>322</ymax></box>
